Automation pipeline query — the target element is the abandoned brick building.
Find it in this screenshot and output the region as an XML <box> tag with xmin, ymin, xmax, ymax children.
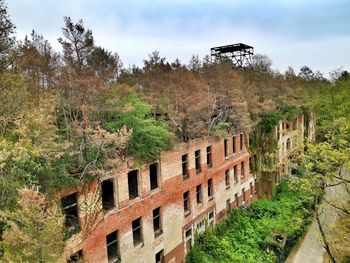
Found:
<box><xmin>62</xmin><ymin>114</ymin><xmax>311</xmax><ymax>263</ymax></box>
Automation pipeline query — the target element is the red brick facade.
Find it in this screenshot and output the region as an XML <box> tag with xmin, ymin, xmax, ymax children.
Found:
<box><xmin>64</xmin><ymin>134</ymin><xmax>258</xmax><ymax>263</ymax></box>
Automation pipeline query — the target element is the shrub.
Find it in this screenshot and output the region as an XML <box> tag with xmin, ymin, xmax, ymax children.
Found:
<box><xmin>103</xmin><ymin>92</ymin><xmax>171</xmax><ymax>162</ymax></box>
<box><xmin>186</xmin><ymin>177</ymin><xmax>316</xmax><ymax>263</ymax></box>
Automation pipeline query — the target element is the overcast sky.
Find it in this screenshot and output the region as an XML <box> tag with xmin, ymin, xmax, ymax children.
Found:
<box><xmin>7</xmin><ymin>0</ymin><xmax>350</xmax><ymax>75</ymax></box>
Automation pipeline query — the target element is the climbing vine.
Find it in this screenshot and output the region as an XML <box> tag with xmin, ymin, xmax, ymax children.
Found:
<box><xmin>248</xmin><ymin>111</ymin><xmax>282</xmax><ymax>199</ymax></box>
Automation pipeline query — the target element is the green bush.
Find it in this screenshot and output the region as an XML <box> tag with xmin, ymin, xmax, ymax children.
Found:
<box><xmin>104</xmin><ymin>92</ymin><xmax>171</xmax><ymax>162</ymax></box>
<box><xmin>186</xmin><ymin>178</ymin><xmax>316</xmax><ymax>263</ymax></box>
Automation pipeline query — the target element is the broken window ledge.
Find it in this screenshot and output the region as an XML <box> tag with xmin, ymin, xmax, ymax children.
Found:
<box><xmin>150</xmin><ymin>187</ymin><xmax>161</xmax><ymax>195</ymax></box>
<box><xmin>154</xmin><ymin>229</ymin><xmax>163</xmax><ymax>238</ymax></box>
<box><xmin>133</xmin><ymin>241</ymin><xmax>144</xmax><ymax>250</ymax></box>
<box><xmin>64</xmin><ymin>225</ymin><xmax>81</xmax><ymax>240</ymax></box>
<box><xmin>103</xmin><ymin>205</ymin><xmax>116</xmax><ymax>213</ymax></box>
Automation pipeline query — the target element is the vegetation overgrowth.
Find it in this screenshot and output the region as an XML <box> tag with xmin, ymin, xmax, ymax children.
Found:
<box><xmin>186</xmin><ymin>177</ymin><xmax>317</xmax><ymax>263</ymax></box>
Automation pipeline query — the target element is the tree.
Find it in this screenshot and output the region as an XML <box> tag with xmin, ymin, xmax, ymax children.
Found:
<box><xmin>0</xmin><ymin>188</ymin><xmax>65</xmax><ymax>262</ymax></box>
<box><xmin>0</xmin><ymin>72</ymin><xmax>29</xmax><ymax>136</ymax></box>
<box><xmin>143</xmin><ymin>50</ymin><xmax>169</xmax><ymax>72</ymax></box>
<box><xmin>97</xmin><ymin>85</ymin><xmax>171</xmax><ymax>162</ymax></box>
<box><xmin>14</xmin><ymin>30</ymin><xmax>60</xmax><ymax>101</ymax></box>
<box><xmin>0</xmin><ymin>0</ymin><xmax>15</xmax><ymax>72</ymax></box>
<box><xmin>338</xmin><ymin>70</ymin><xmax>350</xmax><ymax>82</ymax></box>
<box><xmin>171</xmin><ymin>58</ymin><xmax>183</xmax><ymax>70</ymax></box>
<box><xmin>188</xmin><ymin>54</ymin><xmax>201</xmax><ymax>72</ymax></box>
<box><xmin>88</xmin><ymin>46</ymin><xmax>123</xmax><ymax>82</ymax></box>
<box><xmin>298</xmin><ymin>66</ymin><xmax>314</xmax><ymax>81</ymax></box>
<box><xmin>0</xmin><ymin>92</ymin><xmax>74</xmax><ymax>209</ymax></box>
<box><xmin>58</xmin><ymin>17</ymin><xmax>102</xmax><ymax>161</ymax></box>
<box><xmin>250</xmin><ymin>54</ymin><xmax>272</xmax><ymax>75</ymax></box>
<box><xmin>165</xmin><ymin>67</ymin><xmax>208</xmax><ymax>141</ymax></box>
<box><xmin>297</xmin><ymin>76</ymin><xmax>350</xmax><ymax>262</ymax></box>
<box><xmin>284</xmin><ymin>66</ymin><xmax>296</xmax><ymax>80</ymax></box>
<box><xmin>58</xmin><ymin>17</ymin><xmax>94</xmax><ymax>74</ymax></box>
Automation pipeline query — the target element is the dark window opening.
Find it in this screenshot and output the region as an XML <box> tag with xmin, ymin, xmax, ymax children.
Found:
<box><xmin>106</xmin><ymin>231</ymin><xmax>120</xmax><ymax>263</ymax></box>
<box><xmin>250</xmin><ymin>182</ymin><xmax>254</xmax><ymax>196</ymax></box>
<box><xmin>182</xmin><ymin>154</ymin><xmax>189</xmax><ymax>179</ymax></box>
<box><xmin>206</xmin><ymin>146</ymin><xmax>212</xmax><ymax>168</ymax></box>
<box><xmin>286</xmin><ymin>138</ymin><xmax>291</xmax><ymax>151</ymax></box>
<box><xmin>224</xmin><ymin>139</ymin><xmax>228</xmax><ymax>157</ymax></box>
<box><xmin>242</xmin><ymin>188</ymin><xmax>246</xmax><ymax>202</ymax></box>
<box><xmin>185</xmin><ymin>228</ymin><xmax>192</xmax><ymax>254</ymax></box>
<box><xmin>208</xmin><ymin>179</ymin><xmax>213</xmax><ymax>199</ymax></box>
<box><xmin>101</xmin><ymin>179</ymin><xmax>115</xmax><ymax>211</ymax></box>
<box><xmin>150</xmin><ymin>163</ymin><xmax>159</xmax><ymax>190</ymax></box>
<box><xmin>61</xmin><ymin>193</ymin><xmax>80</xmax><ymax>229</ymax></box>
<box><xmin>155</xmin><ymin>249</ymin><xmax>164</xmax><ymax>263</ymax></box>
<box><xmin>234</xmin><ymin>165</ymin><xmax>238</xmax><ymax>183</ymax></box>
<box><xmin>249</xmin><ymin>157</ymin><xmax>252</xmax><ymax>174</ymax></box>
<box><xmin>235</xmin><ymin>193</ymin><xmax>239</xmax><ymax>207</ymax></box>
<box><xmin>254</xmin><ymin>179</ymin><xmax>257</xmax><ymax>194</ymax></box>
<box><xmin>225</xmin><ymin>170</ymin><xmax>230</xmax><ymax>189</ymax></box>
<box><xmin>132</xmin><ymin>217</ymin><xmax>143</xmax><ymax>246</ymax></box>
<box><xmin>183</xmin><ymin>191</ymin><xmax>191</xmax><ymax>215</ymax></box>
<box><xmin>208</xmin><ymin>211</ymin><xmax>215</xmax><ymax>227</ymax></box>
<box><xmin>185</xmin><ymin>228</ymin><xmax>192</xmax><ymax>238</ymax></box>
<box><xmin>226</xmin><ymin>199</ymin><xmax>230</xmax><ymax>212</ymax></box>
<box><xmin>209</xmin><ymin>211</ymin><xmax>214</xmax><ymax>220</ymax></box>
<box><xmin>240</xmin><ymin>134</ymin><xmax>244</xmax><ymax>151</ymax></box>
<box><xmin>196</xmin><ymin>184</ymin><xmax>202</xmax><ymax>204</ymax></box>
<box><xmin>241</xmin><ymin>161</ymin><xmax>245</xmax><ymax>178</ymax></box>
<box><xmin>128</xmin><ymin>170</ymin><xmax>139</xmax><ymax>199</ymax></box>
<box><xmin>232</xmin><ymin>136</ymin><xmax>236</xmax><ymax>153</ymax></box>
<box><xmin>67</xmin><ymin>250</ymin><xmax>83</xmax><ymax>263</ymax></box>
<box><xmin>195</xmin><ymin>150</ymin><xmax>201</xmax><ymax>173</ymax></box>
<box><xmin>153</xmin><ymin>207</ymin><xmax>162</xmax><ymax>237</ymax></box>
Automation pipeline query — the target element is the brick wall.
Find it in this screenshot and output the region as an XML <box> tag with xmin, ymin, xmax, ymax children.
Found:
<box><xmin>63</xmin><ymin>135</ymin><xmax>256</xmax><ymax>263</ymax></box>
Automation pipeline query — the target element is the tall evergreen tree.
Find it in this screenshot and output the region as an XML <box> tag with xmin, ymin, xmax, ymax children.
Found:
<box><xmin>0</xmin><ymin>0</ymin><xmax>15</xmax><ymax>72</ymax></box>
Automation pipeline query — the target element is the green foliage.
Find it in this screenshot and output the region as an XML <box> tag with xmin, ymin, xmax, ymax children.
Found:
<box><xmin>210</xmin><ymin>121</ymin><xmax>230</xmax><ymax>138</ymax></box>
<box><xmin>0</xmin><ymin>189</ymin><xmax>65</xmax><ymax>263</ymax></box>
<box><xmin>308</xmin><ymin>78</ymin><xmax>350</xmax><ymax>141</ymax></box>
<box><xmin>277</xmin><ymin>102</ymin><xmax>300</xmax><ymax>121</ymax></box>
<box><xmin>248</xmin><ymin>111</ymin><xmax>282</xmax><ymax>197</ymax></box>
<box><xmin>303</xmin><ymin>77</ymin><xmax>350</xmax><ymax>189</ymax></box>
<box><xmin>0</xmin><ymin>0</ymin><xmax>16</xmax><ymax>72</ymax></box>
<box><xmin>259</xmin><ymin>111</ymin><xmax>282</xmax><ymax>133</ymax></box>
<box><xmin>186</xmin><ymin>177</ymin><xmax>316</xmax><ymax>263</ymax></box>
<box><xmin>0</xmin><ymin>94</ymin><xmax>85</xmax><ymax>208</ymax></box>
<box><xmin>102</xmin><ymin>90</ymin><xmax>171</xmax><ymax>162</ymax></box>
